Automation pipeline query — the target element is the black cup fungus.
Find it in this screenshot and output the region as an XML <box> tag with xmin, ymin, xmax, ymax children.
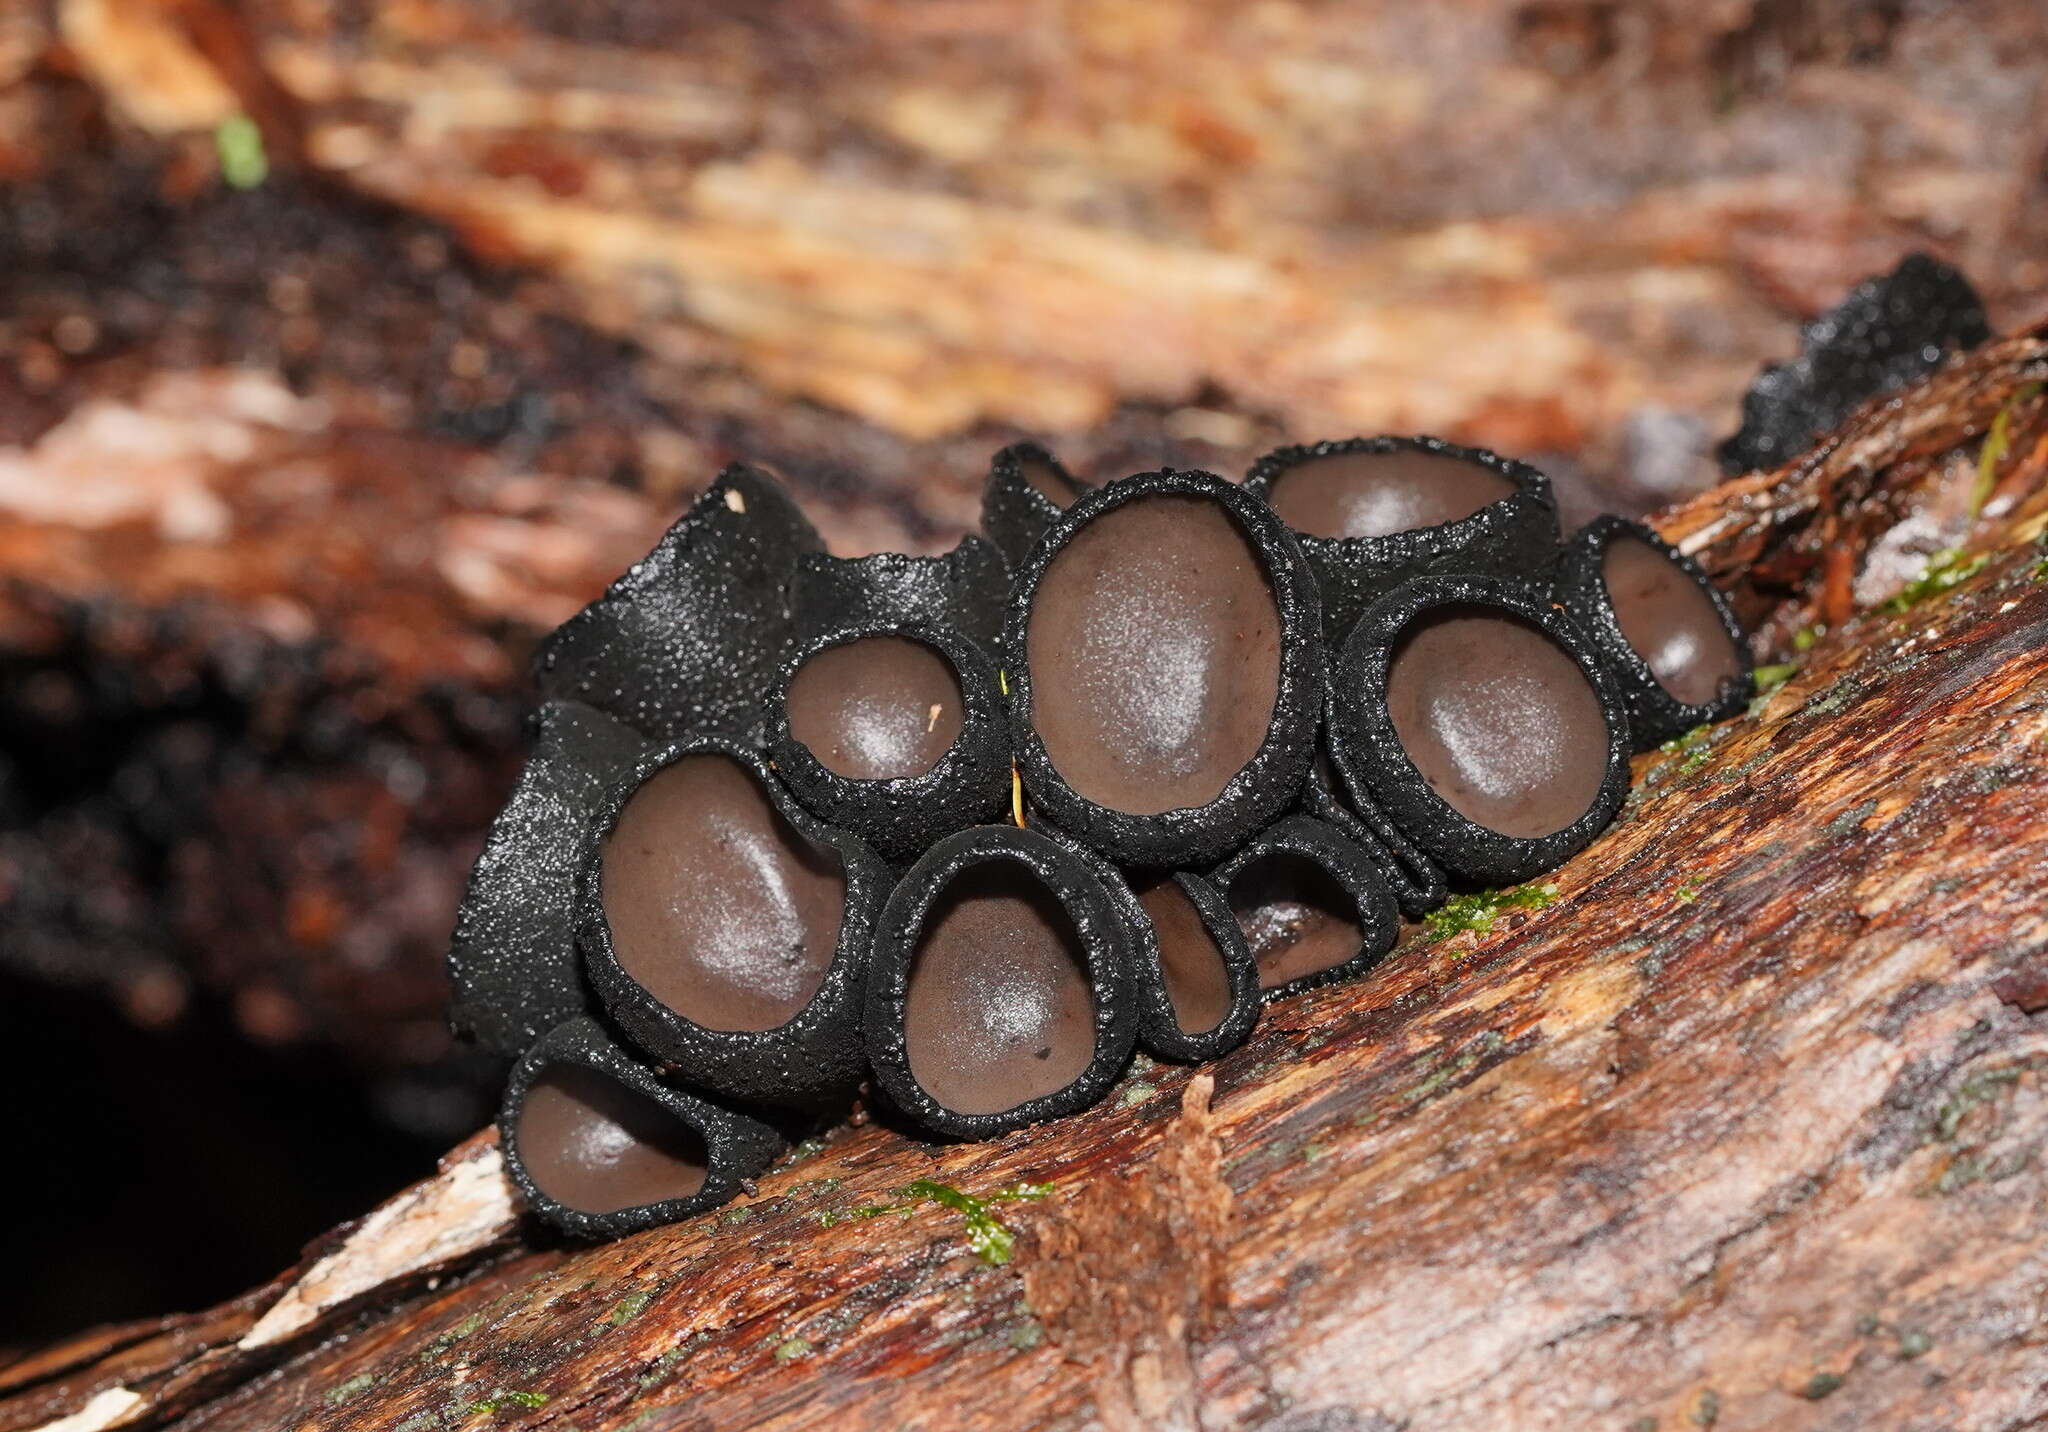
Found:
<box><xmin>581</xmin><ymin>738</ymin><xmax>888</xmax><ymax>1107</ymax></box>
<box><xmin>1243</xmin><ymin>436</ymin><xmax>1562</xmax><ymax>647</ymax></box>
<box><xmin>983</xmin><ymin>441</ymin><xmax>1093</xmax><ymax>572</ymax></box>
<box><xmin>865</xmin><ymin>825</ymin><xmax>1135</xmax><ymax>1139</ymax></box>
<box><xmin>1211</xmin><ymin>815</ymin><xmax>1398</xmax><ymax>999</ymax></box>
<box><xmin>1557</xmin><ymin>516</ymin><xmax>1752</xmax><ymax>749</ymax></box>
<box><xmin>500</xmin><ymin>1017</ymin><xmax>784</xmax><ymax>1240</ymax></box>
<box><xmin>1007</xmin><ymin>468</ymin><xmax>1324</xmax><ymax>869</ymax></box>
<box><xmin>1330</xmin><ymin>576</ymin><xmax>1631</xmax><ymax>886</ymax></box>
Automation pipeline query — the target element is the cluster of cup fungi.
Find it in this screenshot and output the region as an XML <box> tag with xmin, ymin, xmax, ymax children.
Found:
<box><xmin>450</xmin><ymin>254</ymin><xmax>1993</xmax><ymax>1242</ymax></box>
<box><xmin>449</xmin><ymin>428</ymin><xmax>1756</xmax><ymax>1240</ymax></box>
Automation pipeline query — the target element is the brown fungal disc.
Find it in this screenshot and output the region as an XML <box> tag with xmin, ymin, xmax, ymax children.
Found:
<box><xmin>903</xmin><ymin>864</ymin><xmax>1096</xmax><ymax>1116</ymax></box>
<box><xmin>1134</xmin><ymin>876</ymin><xmax>1231</xmax><ymax>1034</ymax></box>
<box><xmin>1027</xmin><ymin>494</ymin><xmax>1282</xmax><ymax>816</ymax></box>
<box><xmin>1601</xmin><ymin>536</ymin><xmax>1743</xmax><ymax>707</ymax></box>
<box><xmin>1224</xmin><ymin>854</ymin><xmax>1362</xmax><ymax>990</ymax></box>
<box><xmin>601</xmin><ymin>754</ymin><xmax>844</xmax><ymax>1032</ymax></box>
<box><xmin>1385</xmin><ymin>607</ymin><xmax>1609</xmax><ymax>839</ymax></box>
<box><xmin>1265</xmin><ymin>447</ymin><xmax>1516</xmax><ymax>540</ymax></box>
<box><xmin>785</xmin><ymin>635</ymin><xmax>964</xmax><ymax>781</ymax></box>
<box><xmin>515</xmin><ymin>1064</ymin><xmax>708</xmax><ymax>1214</ymax></box>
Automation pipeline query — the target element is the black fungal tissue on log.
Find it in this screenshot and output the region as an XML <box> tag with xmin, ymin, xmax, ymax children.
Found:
<box><xmin>1556</xmin><ymin>516</ymin><xmax>1754</xmax><ymax>749</ymax></box>
<box><xmin>769</xmin><ymin>542</ymin><xmax>1014</xmax><ymax>865</ymax></box>
<box><xmin>453</xmin><ymin>304</ymin><xmax>1976</xmax><ymax>1236</ymax></box>
<box><xmin>1006</xmin><ymin>468</ymin><xmax>1325</xmax><ymax>871</ymax></box>
<box><xmin>500</xmin><ymin>1018</ymin><xmax>785</xmax><ymax>1240</ymax></box>
<box><xmin>1242</xmin><ymin>436</ymin><xmax>1562</xmax><ymax>647</ymax></box>
<box><xmin>983</xmin><ymin>441</ymin><xmax>1092</xmax><ymax>573</ymax></box>
<box><xmin>1328</xmin><ymin>576</ymin><xmax>1632</xmax><ymax>887</ymax></box>
<box><xmin>864</xmin><ymin>825</ymin><xmax>1137</xmax><ymax>1140</ymax></box>
<box><xmin>1717</xmin><ymin>251</ymin><xmax>1990</xmax><ymax>476</ymax></box>
<box><xmin>580</xmin><ymin>737</ymin><xmax>890</xmax><ymax>1107</ymax></box>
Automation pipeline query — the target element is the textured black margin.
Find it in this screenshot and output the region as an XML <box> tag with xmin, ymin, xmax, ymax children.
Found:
<box><xmin>580</xmin><ymin>736</ymin><xmax>889</xmax><ymax>1107</ymax></box>
<box><xmin>1037</xmin><ymin>825</ymin><xmax>1259</xmax><ymax>1064</ymax></box>
<box><xmin>448</xmin><ymin>700</ymin><xmax>649</xmax><ymax>1059</ymax></box>
<box><xmin>499</xmin><ymin>1016</ymin><xmax>785</xmax><ymax>1241</ymax></box>
<box><xmin>1209</xmin><ymin>814</ymin><xmax>1399</xmax><ymax>1002</ymax></box>
<box><xmin>1328</xmin><ymin>575</ymin><xmax>1632</xmax><ymax>887</ymax></box>
<box><xmin>864</xmin><ymin>824</ymin><xmax>1137</xmax><ymax>1140</ymax></box>
<box><xmin>767</xmin><ymin>619</ymin><xmax>1011</xmax><ymax>866</ymax></box>
<box><xmin>1242</xmin><ymin>435</ymin><xmax>1562</xmax><ymax>648</ymax></box>
<box><xmin>1555</xmin><ymin>515</ymin><xmax>1753</xmax><ymax>750</ymax></box>
<box><xmin>1301</xmin><ymin>765</ymin><xmax>1446</xmax><ymax>921</ymax></box>
<box><xmin>982</xmin><ymin>441</ymin><xmax>1093</xmax><ymax>573</ymax></box>
<box><xmin>789</xmin><ymin>535</ymin><xmax>1011</xmax><ymax>653</ymax></box>
<box><xmin>532</xmin><ymin>464</ymin><xmax>822</xmax><ymax>744</ymax></box>
<box><xmin>1005</xmin><ymin>468</ymin><xmax>1325</xmax><ymax>870</ymax></box>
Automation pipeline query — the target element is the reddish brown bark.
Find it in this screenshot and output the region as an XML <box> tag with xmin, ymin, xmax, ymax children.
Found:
<box><xmin>6</xmin><ymin>331</ymin><xmax>2047</xmax><ymax>1431</ymax></box>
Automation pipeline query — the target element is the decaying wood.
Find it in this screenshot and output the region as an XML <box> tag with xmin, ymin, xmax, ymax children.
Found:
<box><xmin>7</xmin><ymin>0</ymin><xmax>2048</xmax><ymax>1100</ymax></box>
<box><xmin>6</xmin><ymin>332</ymin><xmax>2046</xmax><ymax>1430</ymax></box>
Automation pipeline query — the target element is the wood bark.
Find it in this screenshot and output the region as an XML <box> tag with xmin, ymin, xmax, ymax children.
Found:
<box><xmin>5</xmin><ymin>331</ymin><xmax>2047</xmax><ymax>1430</ymax></box>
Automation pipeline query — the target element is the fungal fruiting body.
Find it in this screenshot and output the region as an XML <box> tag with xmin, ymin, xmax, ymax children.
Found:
<box><xmin>864</xmin><ymin>825</ymin><xmax>1135</xmax><ymax>1138</ymax></box>
<box><xmin>1243</xmin><ymin>436</ymin><xmax>1562</xmax><ymax>646</ymax></box>
<box><xmin>1007</xmin><ymin>469</ymin><xmax>1324</xmax><ymax>870</ymax></box>
<box><xmin>1328</xmin><ymin>577</ymin><xmax>1632</xmax><ymax>887</ymax></box>
<box><xmin>581</xmin><ymin>739</ymin><xmax>887</xmax><ymax>1106</ymax></box>
<box><xmin>1557</xmin><ymin>516</ymin><xmax>1754</xmax><ymax>749</ymax></box>
<box><xmin>452</xmin><ymin>423</ymin><xmax>1762</xmax><ymax>1240</ymax></box>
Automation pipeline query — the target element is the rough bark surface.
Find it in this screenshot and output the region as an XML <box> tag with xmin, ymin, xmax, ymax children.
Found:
<box><xmin>5</xmin><ymin>331</ymin><xmax>2047</xmax><ymax>1431</ymax></box>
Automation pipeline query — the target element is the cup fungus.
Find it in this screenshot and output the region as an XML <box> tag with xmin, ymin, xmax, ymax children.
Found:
<box><xmin>532</xmin><ymin>464</ymin><xmax>822</xmax><ymax>744</ymax></box>
<box><xmin>1330</xmin><ymin>576</ymin><xmax>1631</xmax><ymax>886</ymax></box>
<box><xmin>448</xmin><ymin>699</ymin><xmax>649</xmax><ymax>1058</ymax></box>
<box><xmin>1211</xmin><ymin>815</ymin><xmax>1398</xmax><ymax>997</ymax></box>
<box><xmin>1007</xmin><ymin>468</ymin><xmax>1324</xmax><ymax>869</ymax></box>
<box><xmin>500</xmin><ymin>1018</ymin><xmax>783</xmax><ymax>1240</ymax></box>
<box><xmin>1557</xmin><ymin>516</ymin><xmax>1753</xmax><ymax>748</ymax></box>
<box><xmin>983</xmin><ymin>441</ymin><xmax>1092</xmax><ymax>572</ymax></box>
<box><xmin>1243</xmin><ymin>437</ymin><xmax>1562</xmax><ymax>647</ymax></box>
<box><xmin>865</xmin><ymin>825</ymin><xmax>1135</xmax><ymax>1139</ymax></box>
<box><xmin>789</xmin><ymin>536</ymin><xmax>1010</xmax><ymax>654</ymax></box>
<box><xmin>581</xmin><ymin>738</ymin><xmax>889</xmax><ymax>1106</ymax></box>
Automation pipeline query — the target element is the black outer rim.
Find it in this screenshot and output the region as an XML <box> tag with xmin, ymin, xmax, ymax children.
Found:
<box><xmin>766</xmin><ymin>619</ymin><xmax>1011</xmax><ymax>867</ymax></box>
<box><xmin>1034</xmin><ymin>824</ymin><xmax>1260</xmax><ymax>1065</ymax></box>
<box><xmin>448</xmin><ymin>699</ymin><xmax>650</xmax><ymax>1059</ymax></box>
<box><xmin>1004</xmin><ymin>468</ymin><xmax>1326</xmax><ymax>870</ymax></box>
<box><xmin>789</xmin><ymin>535</ymin><xmax>1011</xmax><ymax>653</ymax></box>
<box><xmin>531</xmin><ymin>463</ymin><xmax>822</xmax><ymax>745</ymax></box>
<box><xmin>579</xmin><ymin>735</ymin><xmax>890</xmax><ymax>1108</ymax></box>
<box><xmin>863</xmin><ymin>824</ymin><xmax>1137</xmax><ymax>1141</ymax></box>
<box><xmin>1328</xmin><ymin>575</ymin><xmax>1633</xmax><ymax>887</ymax></box>
<box><xmin>1554</xmin><ymin>515</ymin><xmax>1754</xmax><ymax>751</ymax></box>
<box><xmin>982</xmin><ymin>441</ymin><xmax>1092</xmax><ymax>573</ymax></box>
<box><xmin>1301</xmin><ymin>768</ymin><xmax>1446</xmax><ymax>921</ymax></box>
<box><xmin>1209</xmin><ymin>813</ymin><xmax>1399</xmax><ymax>1002</ymax></box>
<box><xmin>1242</xmin><ymin>435</ymin><xmax>1563</xmax><ymax>648</ymax></box>
<box><xmin>498</xmin><ymin>1016</ymin><xmax>786</xmax><ymax>1241</ymax></box>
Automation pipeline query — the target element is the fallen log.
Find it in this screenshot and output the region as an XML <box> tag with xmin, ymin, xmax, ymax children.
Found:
<box><xmin>6</xmin><ymin>327</ymin><xmax>2046</xmax><ymax>1431</ymax></box>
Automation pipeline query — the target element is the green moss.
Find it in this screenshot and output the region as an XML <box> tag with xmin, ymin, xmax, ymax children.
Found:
<box><xmin>772</xmin><ymin>1336</ymin><xmax>813</xmax><ymax>1364</ymax></box>
<box><xmin>1674</xmin><ymin>878</ymin><xmax>1703</xmax><ymax>905</ymax></box>
<box><xmin>1751</xmin><ymin>662</ymin><xmax>1797</xmax><ymax>694</ymax></box>
<box><xmin>1799</xmin><ymin>1372</ymin><xmax>1844</xmax><ymax>1400</ymax></box>
<box><xmin>1973</xmin><ymin>381</ymin><xmax>2042</xmax><ymax>515</ymax></box>
<box><xmin>606</xmin><ymin>1289</ymin><xmax>653</xmax><ymax>1326</ymax></box>
<box><xmin>1119</xmin><ymin>1082</ymin><xmax>1157</xmax><ymax>1107</ymax></box>
<box><xmin>817</xmin><ymin>1179</ymin><xmax>1052</xmax><ymax>1266</ymax></box>
<box><xmin>324</xmin><ymin>1372</ymin><xmax>378</xmax><ymax>1406</ymax></box>
<box><xmin>1007</xmin><ymin>1319</ymin><xmax>1046</xmax><ymax>1350</ymax></box>
<box><xmin>1424</xmin><ymin>882</ymin><xmax>1559</xmax><ymax>940</ymax></box>
<box><xmin>1397</xmin><ymin>1030</ymin><xmax>1506</xmax><ymax>1109</ymax></box>
<box><xmin>1791</xmin><ymin>624</ymin><xmax>1825</xmax><ymax>652</ymax></box>
<box><xmin>1883</xmin><ymin>548</ymin><xmax>1991</xmax><ymax>614</ymax></box>
<box><xmin>1933</xmin><ymin>1066</ymin><xmax>2021</xmax><ymax>1141</ymax></box>
<box><xmin>1896</xmin><ymin>1328</ymin><xmax>1933</xmax><ymax>1359</ymax></box>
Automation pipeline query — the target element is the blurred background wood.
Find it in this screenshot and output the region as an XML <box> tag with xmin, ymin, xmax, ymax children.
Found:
<box><xmin>0</xmin><ymin>0</ymin><xmax>2044</xmax><ymax>1346</ymax></box>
